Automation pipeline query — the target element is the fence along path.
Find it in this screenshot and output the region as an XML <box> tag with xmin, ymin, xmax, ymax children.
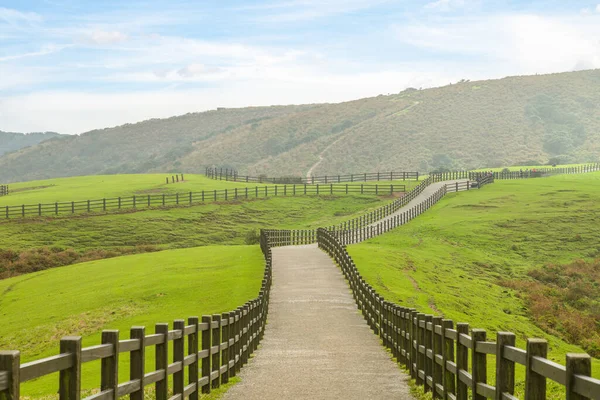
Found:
<box><xmin>0</xmin><ymin>231</ymin><xmax>274</xmax><ymax>400</ymax></box>
<box><xmin>221</xmin><ymin>245</ymin><xmax>413</xmax><ymax>400</ymax></box>
<box><xmin>262</xmin><ymin>170</ymin><xmax>600</xmax><ymax>399</ymax></box>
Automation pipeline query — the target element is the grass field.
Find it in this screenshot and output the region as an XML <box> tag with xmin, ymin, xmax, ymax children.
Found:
<box><xmin>0</xmin><ymin>245</ymin><xmax>264</xmax><ymax>397</ymax></box>
<box><xmin>347</xmin><ymin>172</ymin><xmax>600</xmax><ymax>397</ymax></box>
<box><xmin>0</xmin><ymin>174</ymin><xmax>420</xmax><ymax>208</ymax></box>
<box><xmin>0</xmin><ymin>194</ymin><xmax>395</xmax><ymax>252</ymax></box>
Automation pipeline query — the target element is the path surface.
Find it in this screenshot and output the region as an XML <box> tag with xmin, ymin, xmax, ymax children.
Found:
<box><xmin>222</xmin><ymin>245</ymin><xmax>413</xmax><ymax>400</ymax></box>
<box><xmin>367</xmin><ymin>179</ymin><xmax>468</xmax><ymax>229</ymax></box>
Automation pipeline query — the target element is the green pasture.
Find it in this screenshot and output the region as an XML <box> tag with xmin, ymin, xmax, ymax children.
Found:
<box><xmin>472</xmin><ymin>163</ymin><xmax>593</xmax><ymax>172</ymax></box>
<box><xmin>0</xmin><ymin>245</ymin><xmax>264</xmax><ymax>397</ymax></box>
<box><xmin>348</xmin><ymin>172</ymin><xmax>600</xmax><ymax>397</ymax></box>
<box><xmin>0</xmin><ymin>174</ymin><xmax>420</xmax><ymax>209</ymax></box>
<box><xmin>0</xmin><ymin>194</ymin><xmax>401</xmax><ymax>252</ymax></box>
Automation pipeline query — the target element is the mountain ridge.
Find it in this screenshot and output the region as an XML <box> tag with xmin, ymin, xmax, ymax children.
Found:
<box><xmin>1</xmin><ymin>69</ymin><xmax>600</xmax><ymax>183</ymax></box>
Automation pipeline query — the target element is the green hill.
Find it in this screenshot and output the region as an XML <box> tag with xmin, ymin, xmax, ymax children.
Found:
<box><xmin>2</xmin><ymin>69</ymin><xmax>600</xmax><ymax>182</ymax></box>
<box><xmin>0</xmin><ymin>130</ymin><xmax>63</xmax><ymax>157</ymax></box>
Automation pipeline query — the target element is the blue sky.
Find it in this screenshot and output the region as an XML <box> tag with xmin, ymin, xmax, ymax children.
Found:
<box><xmin>1</xmin><ymin>0</ymin><xmax>600</xmax><ymax>134</ymax></box>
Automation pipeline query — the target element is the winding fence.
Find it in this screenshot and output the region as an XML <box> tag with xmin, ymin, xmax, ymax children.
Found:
<box><xmin>0</xmin><ymin>185</ymin><xmax>7</xmax><ymax>197</ymax></box>
<box><xmin>0</xmin><ymin>183</ymin><xmax>404</xmax><ymax>219</ymax></box>
<box><xmin>0</xmin><ymin>230</ymin><xmax>275</xmax><ymax>400</ymax></box>
<box><xmin>317</xmin><ymin>227</ymin><xmax>600</xmax><ymax>400</ymax></box>
<box><xmin>205</xmin><ymin>167</ymin><xmax>420</xmax><ymax>184</ymax></box>
<box><xmin>259</xmin><ymin>169</ymin><xmax>600</xmax><ymax>399</ymax></box>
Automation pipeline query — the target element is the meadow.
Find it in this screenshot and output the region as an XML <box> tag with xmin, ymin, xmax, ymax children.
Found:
<box><xmin>0</xmin><ymin>245</ymin><xmax>264</xmax><ymax>396</ymax></box>
<box><xmin>347</xmin><ymin>172</ymin><xmax>600</xmax><ymax>396</ymax></box>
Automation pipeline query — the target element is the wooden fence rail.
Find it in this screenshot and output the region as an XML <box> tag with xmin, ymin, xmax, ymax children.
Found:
<box><xmin>205</xmin><ymin>167</ymin><xmax>420</xmax><ymax>184</ymax></box>
<box><xmin>0</xmin><ymin>185</ymin><xmax>7</xmax><ymax>197</ymax></box>
<box><xmin>316</xmin><ymin>228</ymin><xmax>600</xmax><ymax>400</ymax></box>
<box><xmin>0</xmin><ymin>183</ymin><xmax>404</xmax><ymax>219</ymax></box>
<box><xmin>0</xmin><ymin>230</ymin><xmax>275</xmax><ymax>400</ymax></box>
<box><xmin>430</xmin><ymin>163</ymin><xmax>600</xmax><ymax>182</ymax></box>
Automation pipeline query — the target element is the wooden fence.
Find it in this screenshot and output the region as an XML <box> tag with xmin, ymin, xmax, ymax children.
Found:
<box><xmin>431</xmin><ymin>163</ymin><xmax>600</xmax><ymax>182</ymax></box>
<box><xmin>0</xmin><ymin>185</ymin><xmax>7</xmax><ymax>197</ymax></box>
<box><xmin>0</xmin><ymin>230</ymin><xmax>275</xmax><ymax>400</ymax></box>
<box><xmin>165</xmin><ymin>174</ymin><xmax>184</xmax><ymax>184</ymax></box>
<box><xmin>262</xmin><ymin>175</ymin><xmax>496</xmax><ymax>248</ymax></box>
<box><xmin>1</xmin><ymin>183</ymin><xmax>404</xmax><ymax>219</ymax></box>
<box><xmin>205</xmin><ymin>167</ymin><xmax>420</xmax><ymax>184</ymax></box>
<box><xmin>317</xmin><ymin>228</ymin><xmax>600</xmax><ymax>400</ymax></box>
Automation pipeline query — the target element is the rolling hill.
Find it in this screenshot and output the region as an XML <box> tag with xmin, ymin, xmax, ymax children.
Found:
<box><xmin>1</xmin><ymin>69</ymin><xmax>600</xmax><ymax>183</ymax></box>
<box><xmin>0</xmin><ymin>130</ymin><xmax>64</xmax><ymax>157</ymax></box>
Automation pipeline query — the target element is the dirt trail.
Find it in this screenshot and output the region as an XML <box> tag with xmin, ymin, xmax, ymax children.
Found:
<box><xmin>222</xmin><ymin>245</ymin><xmax>413</xmax><ymax>400</ymax></box>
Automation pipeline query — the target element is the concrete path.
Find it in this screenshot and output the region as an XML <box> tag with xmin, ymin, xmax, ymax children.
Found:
<box><xmin>222</xmin><ymin>245</ymin><xmax>413</xmax><ymax>400</ymax></box>
<box><xmin>367</xmin><ymin>179</ymin><xmax>468</xmax><ymax>229</ymax></box>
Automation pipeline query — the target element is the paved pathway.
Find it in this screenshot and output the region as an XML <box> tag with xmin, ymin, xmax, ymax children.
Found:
<box><xmin>367</xmin><ymin>179</ymin><xmax>468</xmax><ymax>229</ymax></box>
<box><xmin>222</xmin><ymin>245</ymin><xmax>413</xmax><ymax>400</ymax></box>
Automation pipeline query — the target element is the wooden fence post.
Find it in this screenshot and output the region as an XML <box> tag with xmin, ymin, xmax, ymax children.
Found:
<box><xmin>525</xmin><ymin>338</ymin><xmax>547</xmax><ymax>400</ymax></box>
<box><xmin>425</xmin><ymin>314</ymin><xmax>433</xmax><ymax>393</ymax></box>
<box><xmin>101</xmin><ymin>330</ymin><xmax>119</xmax><ymax>399</ymax></box>
<box><xmin>173</xmin><ymin>320</ymin><xmax>185</xmax><ymax>398</ymax></box>
<box><xmin>416</xmin><ymin>313</ymin><xmax>426</xmax><ymax>386</ymax></box>
<box><xmin>432</xmin><ymin>316</ymin><xmax>443</xmax><ymax>399</ymax></box>
<box><xmin>566</xmin><ymin>354</ymin><xmax>591</xmax><ymax>400</ymax></box>
<box><xmin>130</xmin><ymin>326</ymin><xmax>145</xmax><ymax>400</ymax></box>
<box><xmin>201</xmin><ymin>316</ymin><xmax>211</xmax><ymax>394</ymax></box>
<box><xmin>155</xmin><ymin>323</ymin><xmax>169</xmax><ymax>400</ymax></box>
<box><xmin>211</xmin><ymin>315</ymin><xmax>221</xmax><ymax>389</ymax></box>
<box><xmin>0</xmin><ymin>351</ymin><xmax>19</xmax><ymax>400</ymax></box>
<box><xmin>59</xmin><ymin>336</ymin><xmax>81</xmax><ymax>400</ymax></box>
<box><xmin>495</xmin><ymin>332</ymin><xmax>516</xmax><ymax>400</ymax></box>
<box><xmin>221</xmin><ymin>312</ymin><xmax>230</xmax><ymax>384</ymax></box>
<box><xmin>456</xmin><ymin>323</ymin><xmax>469</xmax><ymax>400</ymax></box>
<box><xmin>471</xmin><ymin>329</ymin><xmax>487</xmax><ymax>400</ymax></box>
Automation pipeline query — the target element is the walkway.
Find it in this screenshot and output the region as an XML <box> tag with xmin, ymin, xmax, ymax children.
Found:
<box><xmin>367</xmin><ymin>179</ymin><xmax>468</xmax><ymax>229</ymax></box>
<box><xmin>222</xmin><ymin>245</ymin><xmax>413</xmax><ymax>400</ymax></box>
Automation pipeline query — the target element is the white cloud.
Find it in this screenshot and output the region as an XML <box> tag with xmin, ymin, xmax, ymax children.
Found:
<box><xmin>79</xmin><ymin>30</ymin><xmax>128</xmax><ymax>45</ymax></box>
<box><xmin>246</xmin><ymin>0</ymin><xmax>391</xmax><ymax>22</ymax></box>
<box><xmin>597</xmin><ymin>4</ymin><xmax>600</xmax><ymax>12</ymax></box>
<box><xmin>393</xmin><ymin>14</ymin><xmax>600</xmax><ymax>74</ymax></box>
<box><xmin>424</xmin><ymin>0</ymin><xmax>466</xmax><ymax>12</ymax></box>
<box><xmin>0</xmin><ymin>44</ymin><xmax>72</xmax><ymax>62</ymax></box>
<box><xmin>0</xmin><ymin>7</ymin><xmax>42</xmax><ymax>24</ymax></box>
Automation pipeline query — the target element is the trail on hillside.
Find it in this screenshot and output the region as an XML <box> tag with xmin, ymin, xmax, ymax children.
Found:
<box><xmin>305</xmin><ymin>101</ymin><xmax>422</xmax><ymax>178</ymax></box>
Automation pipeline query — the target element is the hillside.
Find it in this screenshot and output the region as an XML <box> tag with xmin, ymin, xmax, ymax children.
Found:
<box><xmin>1</xmin><ymin>69</ymin><xmax>600</xmax><ymax>182</ymax></box>
<box><xmin>0</xmin><ymin>130</ymin><xmax>63</xmax><ymax>157</ymax></box>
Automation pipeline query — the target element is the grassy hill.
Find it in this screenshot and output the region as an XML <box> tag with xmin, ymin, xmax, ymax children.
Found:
<box><xmin>0</xmin><ymin>245</ymin><xmax>264</xmax><ymax>396</ymax></box>
<box><xmin>1</xmin><ymin>69</ymin><xmax>600</xmax><ymax>182</ymax></box>
<box><xmin>347</xmin><ymin>172</ymin><xmax>600</xmax><ymax>396</ymax></box>
<box><xmin>0</xmin><ymin>131</ymin><xmax>63</xmax><ymax>157</ymax></box>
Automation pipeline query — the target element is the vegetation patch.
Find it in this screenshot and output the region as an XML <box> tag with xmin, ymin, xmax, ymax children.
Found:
<box><xmin>502</xmin><ymin>259</ymin><xmax>600</xmax><ymax>357</ymax></box>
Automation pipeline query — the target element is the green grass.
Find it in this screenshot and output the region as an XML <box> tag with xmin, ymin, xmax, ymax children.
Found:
<box><xmin>0</xmin><ymin>173</ymin><xmax>419</xmax><ymax>209</ymax></box>
<box><xmin>473</xmin><ymin>163</ymin><xmax>592</xmax><ymax>172</ymax></box>
<box><xmin>0</xmin><ymin>174</ymin><xmax>257</xmax><ymax>207</ymax></box>
<box><xmin>347</xmin><ymin>172</ymin><xmax>600</xmax><ymax>397</ymax></box>
<box><xmin>0</xmin><ymin>194</ymin><xmax>398</xmax><ymax>252</ymax></box>
<box><xmin>0</xmin><ymin>245</ymin><xmax>264</xmax><ymax>396</ymax></box>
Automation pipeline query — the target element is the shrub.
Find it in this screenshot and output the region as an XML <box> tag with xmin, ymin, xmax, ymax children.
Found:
<box><xmin>244</xmin><ymin>229</ymin><xmax>260</xmax><ymax>245</ymax></box>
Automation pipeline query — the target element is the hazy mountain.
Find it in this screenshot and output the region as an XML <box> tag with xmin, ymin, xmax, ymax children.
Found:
<box><xmin>1</xmin><ymin>69</ymin><xmax>600</xmax><ymax>183</ymax></box>
<box><xmin>0</xmin><ymin>131</ymin><xmax>64</xmax><ymax>157</ymax></box>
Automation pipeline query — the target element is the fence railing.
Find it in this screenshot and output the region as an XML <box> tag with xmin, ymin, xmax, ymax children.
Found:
<box><xmin>317</xmin><ymin>227</ymin><xmax>600</xmax><ymax>400</ymax></box>
<box><xmin>165</xmin><ymin>174</ymin><xmax>184</xmax><ymax>184</ymax></box>
<box><xmin>430</xmin><ymin>163</ymin><xmax>600</xmax><ymax>182</ymax></box>
<box><xmin>0</xmin><ymin>185</ymin><xmax>7</xmax><ymax>197</ymax></box>
<box><xmin>1</xmin><ymin>183</ymin><xmax>405</xmax><ymax>219</ymax></box>
<box><xmin>205</xmin><ymin>167</ymin><xmax>420</xmax><ymax>184</ymax></box>
<box><xmin>0</xmin><ymin>230</ymin><xmax>275</xmax><ymax>400</ymax></box>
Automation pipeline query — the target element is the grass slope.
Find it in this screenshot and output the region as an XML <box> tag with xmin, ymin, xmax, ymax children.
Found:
<box><xmin>347</xmin><ymin>173</ymin><xmax>600</xmax><ymax>397</ymax></box>
<box><xmin>1</xmin><ymin>69</ymin><xmax>600</xmax><ymax>182</ymax></box>
<box><xmin>0</xmin><ymin>245</ymin><xmax>264</xmax><ymax>396</ymax></box>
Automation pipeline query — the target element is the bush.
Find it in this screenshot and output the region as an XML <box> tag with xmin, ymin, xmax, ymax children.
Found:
<box><xmin>244</xmin><ymin>229</ymin><xmax>260</xmax><ymax>245</ymax></box>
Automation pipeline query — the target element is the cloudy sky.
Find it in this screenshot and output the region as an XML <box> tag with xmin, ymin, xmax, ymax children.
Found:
<box><xmin>1</xmin><ymin>0</ymin><xmax>600</xmax><ymax>134</ymax></box>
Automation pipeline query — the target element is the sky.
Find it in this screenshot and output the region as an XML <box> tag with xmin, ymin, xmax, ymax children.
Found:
<box><xmin>1</xmin><ymin>0</ymin><xmax>600</xmax><ymax>134</ymax></box>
